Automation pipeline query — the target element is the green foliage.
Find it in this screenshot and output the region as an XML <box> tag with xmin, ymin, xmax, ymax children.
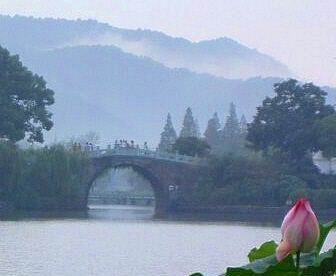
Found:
<box><xmin>226</xmin><ymin>255</ymin><xmax>296</xmax><ymax>276</ymax></box>
<box><xmin>247</xmin><ymin>79</ymin><xmax>335</xmax><ymax>161</ymax></box>
<box><xmin>0</xmin><ymin>141</ymin><xmax>23</xmax><ymax>201</ymax></box>
<box><xmin>248</xmin><ymin>241</ymin><xmax>278</xmax><ymax>262</ymax></box>
<box><xmin>173</xmin><ymin>136</ymin><xmax>210</xmax><ymax>157</ymax></box>
<box><xmin>0</xmin><ymin>46</ymin><xmax>54</xmax><ymax>143</ymax></box>
<box><xmin>189</xmin><ymin>152</ymin><xmax>336</xmax><ymax>209</ymax></box>
<box><xmin>314</xmin><ymin>114</ymin><xmax>336</xmax><ymax>159</ymax></box>
<box><xmin>316</xmin><ymin>220</ymin><xmax>336</xmax><ymax>254</ymax></box>
<box><xmin>223</xmin><ymin>220</ymin><xmax>336</xmax><ymax>275</ymax></box>
<box><xmin>302</xmin><ymin>248</ymin><xmax>336</xmax><ymax>275</ymax></box>
<box><xmin>0</xmin><ymin>142</ymin><xmax>89</xmax><ymax>210</ymax></box>
<box><xmin>194</xmin><ymin>154</ymin><xmax>308</xmax><ymax>207</ymax></box>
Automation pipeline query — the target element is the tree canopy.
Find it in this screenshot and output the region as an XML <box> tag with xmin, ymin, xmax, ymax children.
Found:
<box><xmin>173</xmin><ymin>136</ymin><xmax>210</xmax><ymax>157</ymax></box>
<box><xmin>314</xmin><ymin>114</ymin><xmax>336</xmax><ymax>159</ymax></box>
<box><xmin>247</xmin><ymin>79</ymin><xmax>335</xmax><ymax>161</ymax></box>
<box><xmin>0</xmin><ymin>46</ymin><xmax>54</xmax><ymax>143</ymax></box>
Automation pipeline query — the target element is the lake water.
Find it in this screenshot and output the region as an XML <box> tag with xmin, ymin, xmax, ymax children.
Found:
<box><xmin>0</xmin><ymin>205</ymin><xmax>335</xmax><ymax>276</ymax></box>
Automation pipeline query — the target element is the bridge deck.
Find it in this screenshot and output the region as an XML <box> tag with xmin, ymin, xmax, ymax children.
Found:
<box><xmin>87</xmin><ymin>147</ymin><xmax>205</xmax><ymax>165</ymax></box>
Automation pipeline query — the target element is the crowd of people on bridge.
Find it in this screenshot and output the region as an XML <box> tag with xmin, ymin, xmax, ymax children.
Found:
<box><xmin>72</xmin><ymin>140</ymin><xmax>149</xmax><ymax>152</ymax></box>
<box><xmin>113</xmin><ymin>140</ymin><xmax>148</xmax><ymax>150</ymax></box>
<box><xmin>72</xmin><ymin>142</ymin><xmax>100</xmax><ymax>152</ymax></box>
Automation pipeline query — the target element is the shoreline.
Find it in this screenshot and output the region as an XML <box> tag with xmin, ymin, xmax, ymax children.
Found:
<box><xmin>1</xmin><ymin>204</ymin><xmax>336</xmax><ymax>224</ymax></box>
<box><xmin>172</xmin><ymin>205</ymin><xmax>336</xmax><ymax>223</ymax></box>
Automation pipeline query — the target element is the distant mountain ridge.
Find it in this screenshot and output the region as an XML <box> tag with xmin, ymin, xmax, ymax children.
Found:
<box><xmin>0</xmin><ymin>14</ymin><xmax>291</xmax><ymax>79</ymax></box>
<box><xmin>23</xmin><ymin>45</ymin><xmax>283</xmax><ymax>143</ymax></box>
<box><xmin>0</xmin><ymin>15</ymin><xmax>334</xmax><ymax>145</ymax></box>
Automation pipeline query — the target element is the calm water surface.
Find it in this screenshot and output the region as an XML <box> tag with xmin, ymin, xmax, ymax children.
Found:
<box><xmin>0</xmin><ymin>205</ymin><xmax>335</xmax><ymax>276</ymax></box>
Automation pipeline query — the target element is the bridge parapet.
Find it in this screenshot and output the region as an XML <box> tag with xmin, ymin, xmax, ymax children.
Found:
<box><xmin>87</xmin><ymin>147</ymin><xmax>205</xmax><ymax>165</ymax></box>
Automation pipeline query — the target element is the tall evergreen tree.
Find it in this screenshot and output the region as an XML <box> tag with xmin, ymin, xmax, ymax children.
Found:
<box><xmin>180</xmin><ymin>107</ymin><xmax>198</xmax><ymax>138</ymax></box>
<box><xmin>240</xmin><ymin>114</ymin><xmax>248</xmax><ymax>136</ymax></box>
<box><xmin>204</xmin><ymin>112</ymin><xmax>221</xmax><ymax>150</ymax></box>
<box><xmin>223</xmin><ymin>103</ymin><xmax>240</xmax><ymax>140</ymax></box>
<box><xmin>158</xmin><ymin>113</ymin><xmax>177</xmax><ymax>152</ymax></box>
<box><xmin>194</xmin><ymin>119</ymin><xmax>201</xmax><ymax>138</ymax></box>
<box><xmin>217</xmin><ymin>103</ymin><xmax>243</xmax><ymax>154</ymax></box>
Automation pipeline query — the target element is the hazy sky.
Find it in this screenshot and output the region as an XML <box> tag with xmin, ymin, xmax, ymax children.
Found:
<box><xmin>1</xmin><ymin>0</ymin><xmax>335</xmax><ymax>86</ymax></box>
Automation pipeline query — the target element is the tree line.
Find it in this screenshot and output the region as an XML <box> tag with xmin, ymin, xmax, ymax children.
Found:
<box><xmin>181</xmin><ymin>80</ymin><xmax>336</xmax><ymax>209</ymax></box>
<box><xmin>158</xmin><ymin>104</ymin><xmax>249</xmax><ymax>157</ymax></box>
<box><xmin>2</xmin><ymin>43</ymin><xmax>336</xmax><ymax>210</ymax></box>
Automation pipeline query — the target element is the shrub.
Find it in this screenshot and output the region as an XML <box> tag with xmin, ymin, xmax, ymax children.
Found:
<box><xmin>0</xmin><ymin>142</ymin><xmax>90</xmax><ymax>210</ymax></box>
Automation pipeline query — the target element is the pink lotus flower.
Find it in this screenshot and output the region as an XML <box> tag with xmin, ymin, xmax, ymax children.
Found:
<box><xmin>276</xmin><ymin>198</ymin><xmax>320</xmax><ymax>262</ymax></box>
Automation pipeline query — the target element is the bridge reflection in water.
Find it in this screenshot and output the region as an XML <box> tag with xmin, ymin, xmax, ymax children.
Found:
<box><xmin>89</xmin><ymin>195</ymin><xmax>155</xmax><ymax>206</ymax></box>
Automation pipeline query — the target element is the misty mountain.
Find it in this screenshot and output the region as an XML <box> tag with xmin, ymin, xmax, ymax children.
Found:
<box><xmin>0</xmin><ymin>15</ymin><xmax>335</xmax><ymax>145</ymax></box>
<box><xmin>22</xmin><ymin>45</ymin><xmax>284</xmax><ymax>144</ymax></box>
<box><xmin>0</xmin><ymin>15</ymin><xmax>291</xmax><ymax>79</ymax></box>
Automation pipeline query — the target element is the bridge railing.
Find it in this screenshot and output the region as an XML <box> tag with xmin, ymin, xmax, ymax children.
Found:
<box><xmin>87</xmin><ymin>146</ymin><xmax>204</xmax><ymax>165</ymax></box>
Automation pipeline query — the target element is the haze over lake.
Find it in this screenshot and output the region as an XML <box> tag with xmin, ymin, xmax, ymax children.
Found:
<box><xmin>0</xmin><ymin>205</ymin><xmax>333</xmax><ymax>276</ymax></box>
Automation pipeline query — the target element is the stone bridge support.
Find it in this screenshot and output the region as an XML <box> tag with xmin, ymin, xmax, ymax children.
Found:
<box><xmin>81</xmin><ymin>155</ymin><xmax>205</xmax><ymax>217</ymax></box>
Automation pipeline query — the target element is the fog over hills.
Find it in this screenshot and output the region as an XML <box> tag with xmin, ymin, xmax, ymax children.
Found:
<box><xmin>0</xmin><ymin>15</ymin><xmax>291</xmax><ymax>79</ymax></box>
<box><xmin>24</xmin><ymin>45</ymin><xmax>282</xmax><ymax>144</ymax></box>
<box><xmin>0</xmin><ymin>15</ymin><xmax>335</xmax><ymax>145</ymax></box>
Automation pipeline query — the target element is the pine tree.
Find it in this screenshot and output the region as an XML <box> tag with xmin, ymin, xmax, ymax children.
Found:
<box><xmin>223</xmin><ymin>102</ymin><xmax>240</xmax><ymax>140</ymax></box>
<box><xmin>194</xmin><ymin>119</ymin><xmax>201</xmax><ymax>138</ymax></box>
<box><xmin>217</xmin><ymin>103</ymin><xmax>242</xmax><ymax>154</ymax></box>
<box><xmin>180</xmin><ymin>107</ymin><xmax>198</xmax><ymax>138</ymax></box>
<box><xmin>158</xmin><ymin>113</ymin><xmax>177</xmax><ymax>152</ymax></box>
<box><xmin>204</xmin><ymin>112</ymin><xmax>221</xmax><ymax>150</ymax></box>
<box><xmin>240</xmin><ymin>114</ymin><xmax>248</xmax><ymax>136</ymax></box>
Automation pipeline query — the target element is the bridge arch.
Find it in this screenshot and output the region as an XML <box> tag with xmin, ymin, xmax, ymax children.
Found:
<box><xmin>83</xmin><ymin>151</ymin><xmax>205</xmax><ymax>217</ymax></box>
<box><xmin>86</xmin><ymin>158</ymin><xmax>169</xmax><ymax>217</ymax></box>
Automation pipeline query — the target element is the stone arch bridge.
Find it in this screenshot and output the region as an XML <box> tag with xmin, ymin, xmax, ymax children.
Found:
<box><xmin>81</xmin><ymin>147</ymin><xmax>207</xmax><ymax>217</ymax></box>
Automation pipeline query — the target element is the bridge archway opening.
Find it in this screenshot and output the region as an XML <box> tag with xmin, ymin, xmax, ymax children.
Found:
<box><xmin>86</xmin><ymin>163</ymin><xmax>167</xmax><ymax>216</ymax></box>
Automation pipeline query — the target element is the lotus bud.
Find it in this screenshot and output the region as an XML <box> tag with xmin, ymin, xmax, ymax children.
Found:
<box><xmin>276</xmin><ymin>198</ymin><xmax>320</xmax><ymax>261</ymax></box>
